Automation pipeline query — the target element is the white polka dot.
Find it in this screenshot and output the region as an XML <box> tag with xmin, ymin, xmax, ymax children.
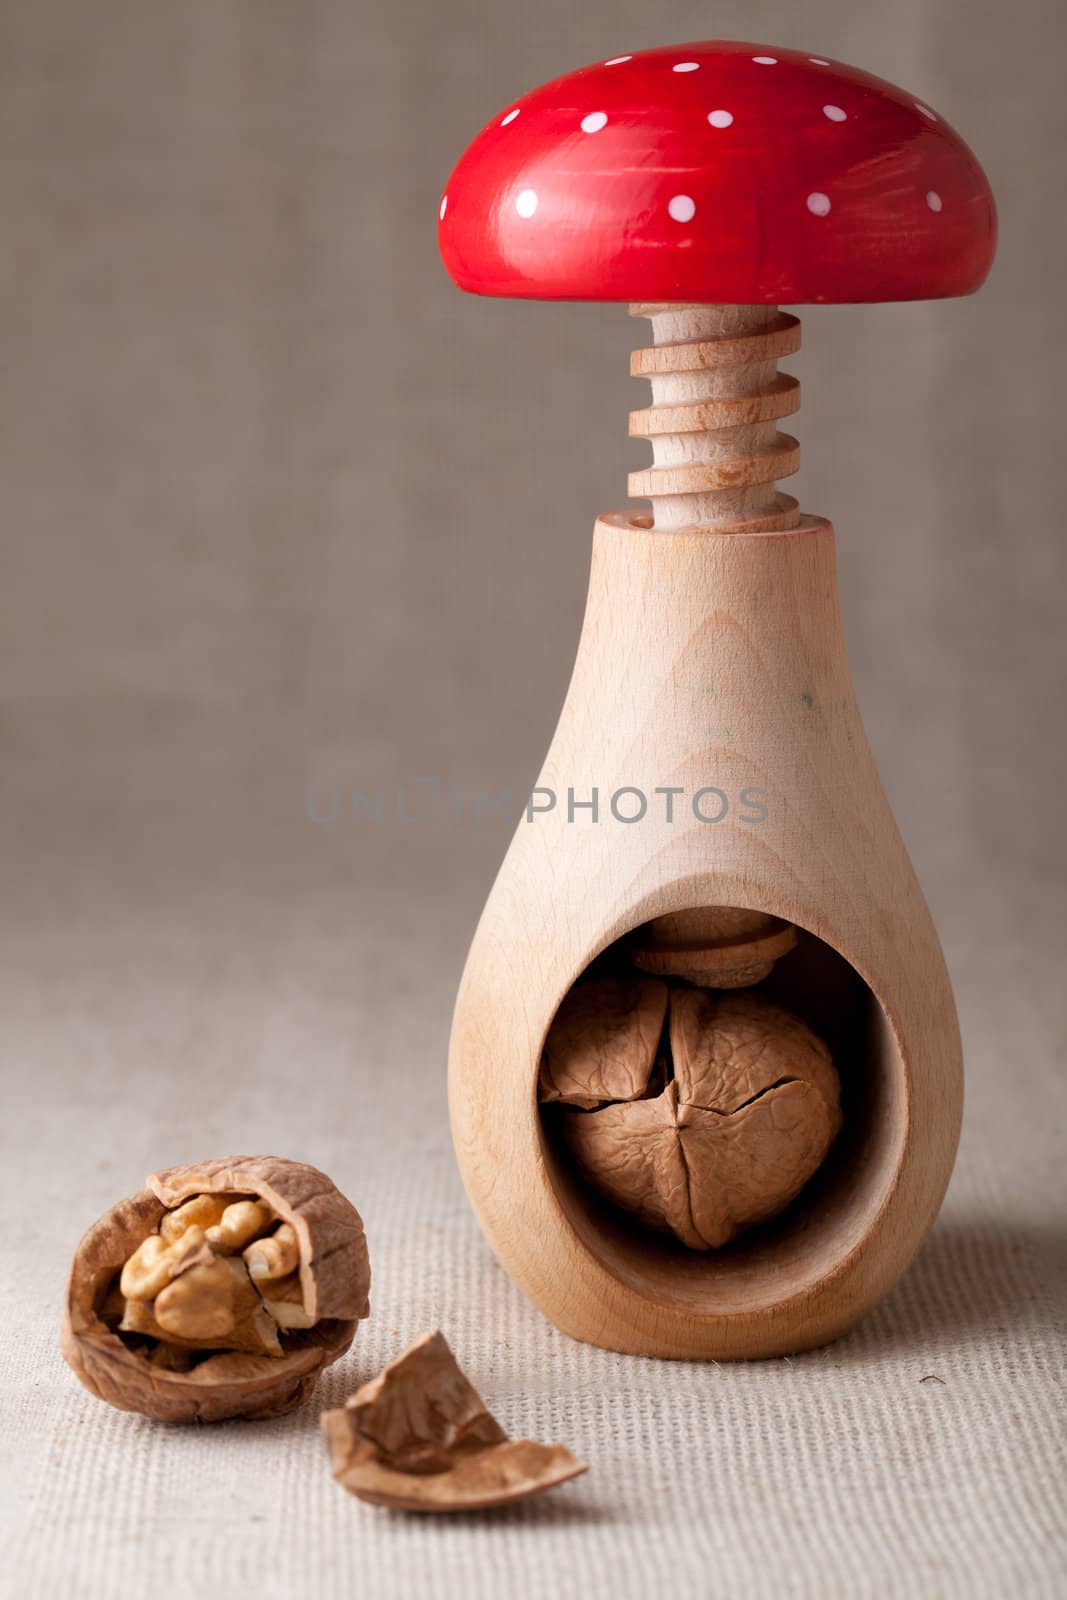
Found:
<box><xmin>806</xmin><ymin>191</ymin><xmax>831</xmax><ymax>216</ymax></box>
<box><xmin>823</xmin><ymin>104</ymin><xmax>847</xmax><ymax>122</ymax></box>
<box><xmin>515</xmin><ymin>188</ymin><xmax>538</xmax><ymax>218</ymax></box>
<box><xmin>752</xmin><ymin>56</ymin><xmax>778</xmax><ymax>65</ymax></box>
<box><xmin>916</xmin><ymin>103</ymin><xmax>937</xmax><ymax>120</ymax></box>
<box><xmin>439</xmin><ymin>194</ymin><xmax>447</xmax><ymax>220</ymax></box>
<box><xmin>810</xmin><ymin>57</ymin><xmax>830</xmax><ymax>66</ymax></box>
<box><xmin>672</xmin><ymin>61</ymin><xmax>700</xmax><ymax>73</ymax></box>
<box><xmin>926</xmin><ymin>190</ymin><xmax>943</xmax><ymax>212</ymax></box>
<box><xmin>500</xmin><ymin>108</ymin><xmax>520</xmax><ymax>126</ymax></box>
<box><xmin>604</xmin><ymin>55</ymin><xmax>631</xmax><ymax>66</ymax></box>
<box><xmin>707</xmin><ymin>109</ymin><xmax>734</xmax><ymax>128</ymax></box>
<box><xmin>668</xmin><ymin>194</ymin><xmax>696</xmax><ymax>223</ymax></box>
<box><xmin>581</xmin><ymin>111</ymin><xmax>608</xmax><ymax>133</ymax></box>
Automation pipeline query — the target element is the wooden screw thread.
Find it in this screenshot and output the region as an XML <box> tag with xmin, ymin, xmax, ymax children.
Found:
<box><xmin>628</xmin><ymin>304</ymin><xmax>802</xmax><ymax>533</ymax></box>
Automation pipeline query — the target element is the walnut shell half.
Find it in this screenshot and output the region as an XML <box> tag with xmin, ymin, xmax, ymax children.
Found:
<box><xmin>61</xmin><ymin>1156</ymin><xmax>370</xmax><ymax>1422</ymax></box>
<box><xmin>322</xmin><ymin>1332</ymin><xmax>587</xmax><ymax>1512</ymax></box>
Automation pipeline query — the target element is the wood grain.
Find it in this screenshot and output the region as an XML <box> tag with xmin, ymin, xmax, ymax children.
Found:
<box><xmin>448</xmin><ymin>514</ymin><xmax>962</xmax><ymax>1359</ymax></box>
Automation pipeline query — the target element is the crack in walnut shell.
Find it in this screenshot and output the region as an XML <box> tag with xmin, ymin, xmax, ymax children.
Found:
<box><xmin>540</xmin><ymin>981</ymin><xmax>842</xmax><ymax>1249</ymax></box>
<box><xmin>322</xmin><ymin>1331</ymin><xmax>587</xmax><ymax>1511</ymax></box>
<box><xmin>61</xmin><ymin>1156</ymin><xmax>370</xmax><ymax>1422</ymax></box>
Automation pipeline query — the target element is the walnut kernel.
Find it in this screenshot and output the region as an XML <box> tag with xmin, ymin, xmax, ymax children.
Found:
<box><xmin>62</xmin><ymin>1156</ymin><xmax>370</xmax><ymax>1422</ymax></box>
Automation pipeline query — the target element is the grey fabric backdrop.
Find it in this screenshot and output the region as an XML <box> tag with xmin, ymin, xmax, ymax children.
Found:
<box><xmin>1</xmin><ymin>2</ymin><xmax>1064</xmax><ymax>1597</ymax></box>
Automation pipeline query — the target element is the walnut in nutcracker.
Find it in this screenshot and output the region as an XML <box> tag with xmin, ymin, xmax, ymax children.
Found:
<box><xmin>541</xmin><ymin>981</ymin><xmax>842</xmax><ymax>1249</ymax></box>
<box><xmin>62</xmin><ymin>1156</ymin><xmax>370</xmax><ymax>1422</ymax></box>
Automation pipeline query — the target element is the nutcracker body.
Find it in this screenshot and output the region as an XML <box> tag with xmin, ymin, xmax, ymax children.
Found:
<box><xmin>450</xmin><ymin>515</ymin><xmax>961</xmax><ymax>1357</ymax></box>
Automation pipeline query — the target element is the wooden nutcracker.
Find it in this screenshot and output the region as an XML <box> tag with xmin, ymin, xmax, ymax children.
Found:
<box><xmin>438</xmin><ymin>42</ymin><xmax>996</xmax><ymax>1358</ymax></box>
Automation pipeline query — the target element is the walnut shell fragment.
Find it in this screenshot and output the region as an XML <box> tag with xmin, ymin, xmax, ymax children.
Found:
<box><xmin>61</xmin><ymin>1156</ymin><xmax>370</xmax><ymax>1422</ymax></box>
<box><xmin>544</xmin><ymin>983</ymin><xmax>842</xmax><ymax>1249</ymax></box>
<box><xmin>321</xmin><ymin>1332</ymin><xmax>587</xmax><ymax>1512</ymax></box>
<box><xmin>539</xmin><ymin>976</ymin><xmax>668</xmax><ymax>1108</ymax></box>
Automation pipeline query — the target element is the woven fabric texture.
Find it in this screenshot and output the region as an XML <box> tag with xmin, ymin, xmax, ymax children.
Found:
<box><xmin>0</xmin><ymin>818</ymin><xmax>1063</xmax><ymax>1598</ymax></box>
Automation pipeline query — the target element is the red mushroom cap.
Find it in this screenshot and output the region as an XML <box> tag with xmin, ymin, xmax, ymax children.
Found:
<box><xmin>438</xmin><ymin>42</ymin><xmax>996</xmax><ymax>304</ymax></box>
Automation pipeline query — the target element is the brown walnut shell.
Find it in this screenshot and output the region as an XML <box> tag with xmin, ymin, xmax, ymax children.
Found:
<box><xmin>61</xmin><ymin>1156</ymin><xmax>370</xmax><ymax>1423</ymax></box>
<box><xmin>546</xmin><ymin>985</ymin><xmax>842</xmax><ymax>1249</ymax></box>
<box><xmin>322</xmin><ymin>1331</ymin><xmax>587</xmax><ymax>1512</ymax></box>
<box><xmin>539</xmin><ymin>976</ymin><xmax>668</xmax><ymax>1108</ymax></box>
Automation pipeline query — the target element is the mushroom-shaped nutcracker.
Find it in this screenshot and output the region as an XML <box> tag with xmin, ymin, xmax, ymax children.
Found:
<box><xmin>440</xmin><ymin>43</ymin><xmax>996</xmax><ymax>1361</ymax></box>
